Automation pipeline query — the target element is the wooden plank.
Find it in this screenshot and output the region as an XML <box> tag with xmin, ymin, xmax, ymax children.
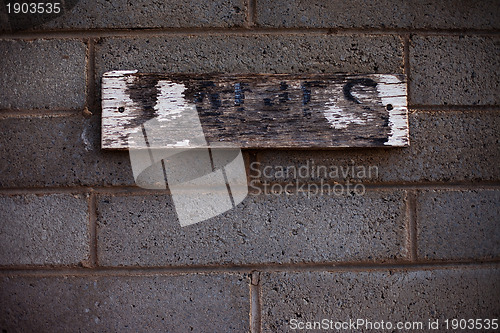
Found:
<box><xmin>101</xmin><ymin>71</ymin><xmax>409</xmax><ymax>149</ymax></box>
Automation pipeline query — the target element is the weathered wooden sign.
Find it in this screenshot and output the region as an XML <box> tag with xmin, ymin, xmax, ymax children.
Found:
<box><xmin>101</xmin><ymin>71</ymin><xmax>408</xmax><ymax>149</ymax></box>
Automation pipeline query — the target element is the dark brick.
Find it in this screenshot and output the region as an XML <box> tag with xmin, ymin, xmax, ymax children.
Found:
<box><xmin>256</xmin><ymin>0</ymin><xmax>500</xmax><ymax>29</ymax></box>
<box><xmin>96</xmin><ymin>35</ymin><xmax>403</xmax><ymax>78</ymax></box>
<box><xmin>94</xmin><ymin>35</ymin><xmax>403</xmax><ymax>108</ymax></box>
<box><xmin>0</xmin><ymin>115</ymin><xmax>133</xmax><ymax>188</ymax></box>
<box><xmin>96</xmin><ymin>190</ymin><xmax>408</xmax><ymax>266</ymax></box>
<box><xmin>261</xmin><ymin>267</ymin><xmax>500</xmax><ymax>332</ymax></box>
<box><xmin>1</xmin><ymin>111</ymin><xmax>498</xmax><ymax>188</ymax></box>
<box><xmin>417</xmin><ymin>189</ymin><xmax>500</xmax><ymax>260</ymax></box>
<box><xmin>255</xmin><ymin>111</ymin><xmax>500</xmax><ymax>184</ymax></box>
<box><xmin>0</xmin><ymin>194</ymin><xmax>89</xmax><ymax>266</ymax></box>
<box><xmin>0</xmin><ymin>273</ymin><xmax>249</xmax><ymax>332</ymax></box>
<box><xmin>0</xmin><ymin>39</ymin><xmax>86</xmax><ymax>110</ymax></box>
<box><xmin>410</xmin><ymin>36</ymin><xmax>500</xmax><ymax>105</ymax></box>
<box><xmin>0</xmin><ymin>0</ymin><xmax>246</xmax><ymax>31</ymax></box>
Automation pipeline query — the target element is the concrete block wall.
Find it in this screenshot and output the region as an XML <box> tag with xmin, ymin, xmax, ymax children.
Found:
<box><xmin>1</xmin><ymin>1</ymin><xmax>499</xmax><ymax>331</ymax></box>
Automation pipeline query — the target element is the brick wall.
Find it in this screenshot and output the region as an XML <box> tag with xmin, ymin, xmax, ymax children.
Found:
<box><xmin>1</xmin><ymin>1</ymin><xmax>499</xmax><ymax>332</ymax></box>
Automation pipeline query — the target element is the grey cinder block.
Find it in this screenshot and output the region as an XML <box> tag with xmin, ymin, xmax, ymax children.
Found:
<box><xmin>25</xmin><ymin>0</ymin><xmax>247</xmax><ymax>30</ymax></box>
<box><xmin>96</xmin><ymin>190</ymin><xmax>409</xmax><ymax>267</ymax></box>
<box><xmin>0</xmin><ymin>39</ymin><xmax>87</xmax><ymax>110</ymax></box>
<box><xmin>256</xmin><ymin>111</ymin><xmax>500</xmax><ymax>183</ymax></box>
<box><xmin>417</xmin><ymin>189</ymin><xmax>500</xmax><ymax>260</ymax></box>
<box><xmin>96</xmin><ymin>35</ymin><xmax>403</xmax><ymax>78</ymax></box>
<box><xmin>1</xmin><ymin>111</ymin><xmax>498</xmax><ymax>188</ymax></box>
<box><xmin>0</xmin><ymin>273</ymin><xmax>249</xmax><ymax>332</ymax></box>
<box><xmin>255</xmin><ymin>0</ymin><xmax>500</xmax><ymax>30</ymax></box>
<box><xmin>410</xmin><ymin>36</ymin><xmax>500</xmax><ymax>105</ymax></box>
<box><xmin>261</xmin><ymin>268</ymin><xmax>500</xmax><ymax>332</ymax></box>
<box><xmin>0</xmin><ymin>116</ymin><xmax>133</xmax><ymax>188</ymax></box>
<box><xmin>0</xmin><ymin>194</ymin><xmax>89</xmax><ymax>266</ymax></box>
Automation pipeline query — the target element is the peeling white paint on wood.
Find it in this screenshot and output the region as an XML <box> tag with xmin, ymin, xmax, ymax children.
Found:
<box><xmin>101</xmin><ymin>72</ymin><xmax>409</xmax><ymax>149</ymax></box>
<box><xmin>322</xmin><ymin>83</ymin><xmax>373</xmax><ymax>130</ymax></box>
<box><xmin>101</xmin><ymin>70</ymin><xmax>142</xmax><ymax>147</ymax></box>
<box><xmin>375</xmin><ymin>75</ymin><xmax>409</xmax><ymax>146</ymax></box>
<box><xmin>154</xmin><ymin>81</ymin><xmax>189</xmax><ymax>122</ymax></box>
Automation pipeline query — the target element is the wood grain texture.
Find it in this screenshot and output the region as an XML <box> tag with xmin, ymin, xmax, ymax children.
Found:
<box><xmin>102</xmin><ymin>71</ymin><xmax>409</xmax><ymax>149</ymax></box>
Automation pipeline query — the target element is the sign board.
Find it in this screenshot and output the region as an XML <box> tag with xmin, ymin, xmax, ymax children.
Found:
<box><xmin>101</xmin><ymin>71</ymin><xmax>409</xmax><ymax>149</ymax></box>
